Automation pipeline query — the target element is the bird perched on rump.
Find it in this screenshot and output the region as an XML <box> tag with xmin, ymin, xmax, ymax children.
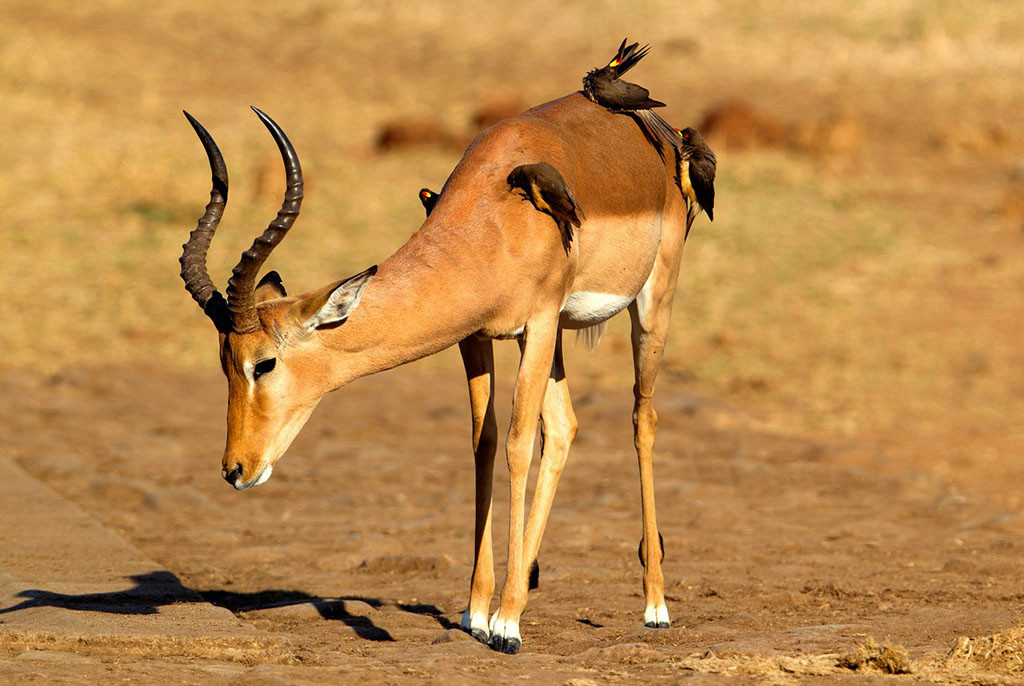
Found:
<box><xmin>675</xmin><ymin>127</ymin><xmax>716</xmax><ymax>238</ymax></box>
<box><xmin>583</xmin><ymin>39</ymin><xmax>676</xmax><ymax>154</ymax></box>
<box><xmin>419</xmin><ymin>188</ymin><xmax>439</xmax><ymax>216</ymax></box>
<box><xmin>506</xmin><ymin>162</ymin><xmax>584</xmax><ymax>253</ymax></box>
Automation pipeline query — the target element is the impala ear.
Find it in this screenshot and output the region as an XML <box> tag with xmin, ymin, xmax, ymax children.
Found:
<box><xmin>255</xmin><ymin>271</ymin><xmax>287</xmax><ymax>303</ymax></box>
<box><xmin>296</xmin><ymin>265</ymin><xmax>378</xmax><ymax>330</ymax></box>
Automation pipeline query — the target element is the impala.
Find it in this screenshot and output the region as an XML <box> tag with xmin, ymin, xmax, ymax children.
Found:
<box><xmin>180</xmin><ymin>92</ymin><xmax>690</xmax><ymax>652</ymax></box>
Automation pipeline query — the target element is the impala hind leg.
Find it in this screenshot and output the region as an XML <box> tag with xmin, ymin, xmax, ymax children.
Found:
<box><xmin>458</xmin><ymin>337</ymin><xmax>497</xmax><ymax>643</ymax></box>
<box><xmin>522</xmin><ymin>331</ymin><xmax>578</xmax><ymax>590</ymax></box>
<box><xmin>628</xmin><ymin>299</ymin><xmax>673</xmax><ymax>629</ymax></box>
<box><xmin>489</xmin><ymin>315</ymin><xmax>560</xmax><ymax>654</ymax></box>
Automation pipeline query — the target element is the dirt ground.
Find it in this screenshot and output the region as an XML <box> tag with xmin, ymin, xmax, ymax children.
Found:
<box><xmin>1</xmin><ymin>1</ymin><xmax>1023</xmax><ymax>684</ymax></box>
<box><xmin>1</xmin><ymin>363</ymin><xmax>1023</xmax><ymax>685</ymax></box>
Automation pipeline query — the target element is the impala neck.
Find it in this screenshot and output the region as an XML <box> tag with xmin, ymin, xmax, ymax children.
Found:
<box><xmin>319</xmin><ymin>223</ymin><xmax>483</xmax><ymax>387</ymax></box>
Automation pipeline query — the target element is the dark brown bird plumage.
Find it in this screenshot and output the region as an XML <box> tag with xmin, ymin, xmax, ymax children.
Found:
<box><xmin>507</xmin><ymin>162</ymin><xmax>584</xmax><ymax>252</ymax></box>
<box><xmin>583</xmin><ymin>38</ymin><xmax>676</xmax><ymax>154</ymax></box>
<box><xmin>583</xmin><ymin>39</ymin><xmax>665</xmax><ymax>112</ymax></box>
<box><xmin>676</xmin><ymin>127</ymin><xmax>717</xmax><ymax>236</ymax></box>
<box><xmin>419</xmin><ymin>187</ymin><xmax>439</xmax><ymax>216</ymax></box>
<box><xmin>582</xmin><ymin>38</ymin><xmax>652</xmax><ymax>96</ymax></box>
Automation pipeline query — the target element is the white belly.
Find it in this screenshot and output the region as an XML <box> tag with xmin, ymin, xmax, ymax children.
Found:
<box><xmin>559</xmin><ymin>291</ymin><xmax>634</xmax><ymax>329</ymax></box>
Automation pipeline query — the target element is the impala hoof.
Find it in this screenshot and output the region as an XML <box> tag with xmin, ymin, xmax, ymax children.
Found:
<box><xmin>644</xmin><ymin>604</ymin><xmax>671</xmax><ymax>628</ymax></box>
<box><xmin>469</xmin><ymin>628</ymin><xmax>489</xmax><ymax>644</ymax></box>
<box><xmin>488</xmin><ymin>615</ymin><xmax>522</xmax><ymax>654</ymax></box>
<box><xmin>488</xmin><ymin>634</ymin><xmax>522</xmax><ymax>654</ymax></box>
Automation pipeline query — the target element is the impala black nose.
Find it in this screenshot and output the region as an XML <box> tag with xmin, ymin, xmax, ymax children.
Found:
<box><xmin>224</xmin><ymin>463</ymin><xmax>243</xmax><ymax>486</ymax></box>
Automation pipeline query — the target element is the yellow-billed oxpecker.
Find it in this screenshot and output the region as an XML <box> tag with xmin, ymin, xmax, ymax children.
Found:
<box><xmin>419</xmin><ymin>187</ymin><xmax>439</xmax><ymax>216</ymax></box>
<box><xmin>676</xmin><ymin>127</ymin><xmax>716</xmax><ymax>237</ymax></box>
<box><xmin>583</xmin><ymin>38</ymin><xmax>677</xmax><ymax>154</ymax></box>
<box><xmin>507</xmin><ymin>162</ymin><xmax>584</xmax><ymax>253</ymax></box>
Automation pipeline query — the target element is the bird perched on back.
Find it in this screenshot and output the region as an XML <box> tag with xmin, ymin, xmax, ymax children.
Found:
<box><xmin>419</xmin><ymin>188</ymin><xmax>439</xmax><ymax>216</ymax></box>
<box><xmin>582</xmin><ymin>38</ymin><xmax>676</xmax><ymax>154</ymax></box>
<box><xmin>507</xmin><ymin>162</ymin><xmax>584</xmax><ymax>253</ymax></box>
<box><xmin>582</xmin><ymin>38</ymin><xmax>655</xmax><ymax>104</ymax></box>
<box><xmin>675</xmin><ymin>127</ymin><xmax>716</xmax><ymax>237</ymax></box>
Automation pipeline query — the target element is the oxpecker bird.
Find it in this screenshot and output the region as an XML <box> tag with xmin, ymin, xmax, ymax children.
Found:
<box><xmin>676</xmin><ymin>127</ymin><xmax>716</xmax><ymax>237</ymax></box>
<box><xmin>583</xmin><ymin>39</ymin><xmax>676</xmax><ymax>153</ymax></box>
<box><xmin>419</xmin><ymin>188</ymin><xmax>439</xmax><ymax>216</ymax></box>
<box><xmin>582</xmin><ymin>38</ymin><xmax>654</xmax><ymax>103</ymax></box>
<box><xmin>507</xmin><ymin>162</ymin><xmax>584</xmax><ymax>252</ymax></box>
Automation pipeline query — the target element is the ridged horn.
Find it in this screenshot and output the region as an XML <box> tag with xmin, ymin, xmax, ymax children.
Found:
<box><xmin>180</xmin><ymin>111</ymin><xmax>232</xmax><ymax>333</ymax></box>
<box><xmin>225</xmin><ymin>106</ymin><xmax>304</xmax><ymax>333</ymax></box>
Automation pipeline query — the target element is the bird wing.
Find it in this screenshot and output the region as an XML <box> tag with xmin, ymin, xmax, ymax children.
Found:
<box><xmin>550</xmin><ymin>184</ymin><xmax>584</xmax><ymax>227</ymax></box>
<box><xmin>690</xmin><ymin>158</ymin><xmax>715</xmax><ymax>221</ymax></box>
<box><xmin>618</xmin><ymin>81</ymin><xmax>666</xmax><ymax>109</ymax></box>
<box><xmin>529</xmin><ymin>179</ymin><xmax>554</xmax><ymax>215</ymax></box>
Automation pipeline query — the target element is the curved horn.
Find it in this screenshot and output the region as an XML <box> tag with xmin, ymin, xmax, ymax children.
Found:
<box><xmin>225</xmin><ymin>106</ymin><xmax>304</xmax><ymax>333</ymax></box>
<box><xmin>180</xmin><ymin>111</ymin><xmax>231</xmax><ymax>333</ymax></box>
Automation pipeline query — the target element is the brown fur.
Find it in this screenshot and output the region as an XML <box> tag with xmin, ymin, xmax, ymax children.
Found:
<box><xmin>201</xmin><ymin>92</ymin><xmax>690</xmax><ymax>652</ymax></box>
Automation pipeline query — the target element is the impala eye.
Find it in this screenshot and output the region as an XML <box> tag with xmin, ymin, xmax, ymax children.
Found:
<box><xmin>253</xmin><ymin>358</ymin><xmax>277</xmax><ymax>380</ymax></box>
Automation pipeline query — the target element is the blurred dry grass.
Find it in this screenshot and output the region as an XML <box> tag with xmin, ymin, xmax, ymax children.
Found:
<box><xmin>1</xmin><ymin>1</ymin><xmax>1022</xmax><ymax>503</ymax></box>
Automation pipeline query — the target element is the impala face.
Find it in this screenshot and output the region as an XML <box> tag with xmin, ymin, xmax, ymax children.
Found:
<box><xmin>214</xmin><ymin>271</ymin><xmax>377</xmax><ymax>489</ymax></box>
<box><xmin>178</xmin><ymin>107</ymin><xmax>375</xmax><ymax>491</ymax></box>
<box><xmin>217</xmin><ymin>326</ymin><xmax>321</xmax><ymax>490</ymax></box>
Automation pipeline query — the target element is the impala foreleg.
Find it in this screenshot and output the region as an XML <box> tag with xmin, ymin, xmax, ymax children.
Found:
<box><xmin>522</xmin><ymin>331</ymin><xmax>578</xmax><ymax>588</ymax></box>
<box><xmin>489</xmin><ymin>314</ymin><xmax>559</xmax><ymax>654</ymax></box>
<box><xmin>458</xmin><ymin>337</ymin><xmax>497</xmax><ymax>643</ymax></box>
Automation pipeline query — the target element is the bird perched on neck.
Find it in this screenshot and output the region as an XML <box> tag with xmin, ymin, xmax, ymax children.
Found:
<box><xmin>419</xmin><ymin>188</ymin><xmax>439</xmax><ymax>216</ymax></box>
<box><xmin>507</xmin><ymin>162</ymin><xmax>585</xmax><ymax>253</ymax></box>
<box><xmin>583</xmin><ymin>38</ymin><xmax>675</xmax><ymax>154</ymax></box>
<box><xmin>675</xmin><ymin>127</ymin><xmax>716</xmax><ymax>237</ymax></box>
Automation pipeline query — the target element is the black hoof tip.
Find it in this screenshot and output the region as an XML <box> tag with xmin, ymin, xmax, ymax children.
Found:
<box><xmin>644</xmin><ymin>621</ymin><xmax>671</xmax><ymax>629</ymax></box>
<box><xmin>488</xmin><ymin>635</ymin><xmax>522</xmax><ymax>654</ymax></box>
<box><xmin>469</xmin><ymin>628</ymin><xmax>489</xmax><ymax>644</ymax></box>
<box><xmin>528</xmin><ymin>560</ymin><xmax>540</xmax><ymax>590</ymax></box>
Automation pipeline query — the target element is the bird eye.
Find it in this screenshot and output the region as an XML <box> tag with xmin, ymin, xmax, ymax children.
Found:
<box><xmin>253</xmin><ymin>358</ymin><xmax>276</xmax><ymax>380</ymax></box>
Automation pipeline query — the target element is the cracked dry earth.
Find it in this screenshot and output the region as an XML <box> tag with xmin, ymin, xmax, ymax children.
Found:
<box><xmin>1</xmin><ymin>363</ymin><xmax>1023</xmax><ymax>685</ymax></box>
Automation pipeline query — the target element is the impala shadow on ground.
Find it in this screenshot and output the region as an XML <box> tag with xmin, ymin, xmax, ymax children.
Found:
<box><xmin>0</xmin><ymin>570</ymin><xmax>421</xmax><ymax>641</ymax></box>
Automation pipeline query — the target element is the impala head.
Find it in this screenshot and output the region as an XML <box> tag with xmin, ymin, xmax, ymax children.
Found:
<box><xmin>180</xmin><ymin>107</ymin><xmax>376</xmax><ymax>490</ymax></box>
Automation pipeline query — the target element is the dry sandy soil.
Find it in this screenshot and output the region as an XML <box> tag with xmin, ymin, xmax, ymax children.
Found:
<box><xmin>1</xmin><ymin>1</ymin><xmax>1023</xmax><ymax>684</ymax></box>
<box><xmin>2</xmin><ymin>364</ymin><xmax>1024</xmax><ymax>685</ymax></box>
